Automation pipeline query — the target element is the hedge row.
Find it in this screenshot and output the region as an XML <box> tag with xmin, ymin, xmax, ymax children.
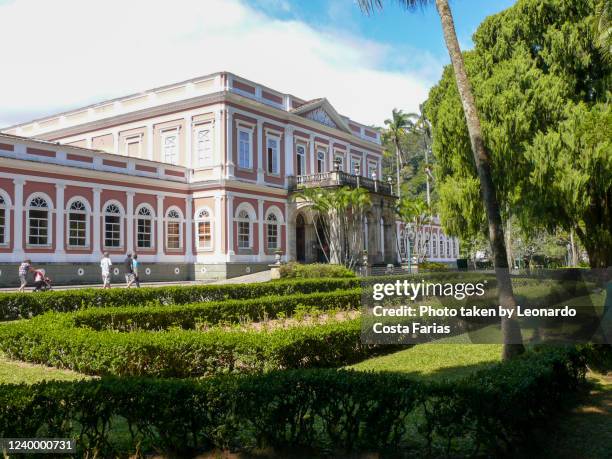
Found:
<box><xmin>0</xmin><ymin>313</ymin><xmax>376</xmax><ymax>377</ymax></box>
<box><xmin>0</xmin><ymin>277</ymin><xmax>360</xmax><ymax>321</ymax></box>
<box><xmin>0</xmin><ymin>272</ymin><xmax>499</xmax><ymax>321</ymax></box>
<box><xmin>0</xmin><ymin>347</ymin><xmax>586</xmax><ymax>457</ymax></box>
<box><xmin>71</xmin><ymin>289</ymin><xmax>361</xmax><ymax>331</ymax></box>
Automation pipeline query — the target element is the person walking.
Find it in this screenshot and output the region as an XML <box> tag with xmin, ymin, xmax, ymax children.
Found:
<box><xmin>124</xmin><ymin>253</ymin><xmax>136</xmax><ymax>288</ymax></box>
<box><xmin>18</xmin><ymin>259</ymin><xmax>32</xmax><ymax>292</ymax></box>
<box><xmin>132</xmin><ymin>254</ymin><xmax>141</xmax><ymax>288</ymax></box>
<box><xmin>100</xmin><ymin>252</ymin><xmax>113</xmax><ymax>289</ymax></box>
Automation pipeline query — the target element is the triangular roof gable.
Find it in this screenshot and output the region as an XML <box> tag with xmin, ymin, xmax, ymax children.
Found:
<box><xmin>291</xmin><ymin>98</ymin><xmax>352</xmax><ymax>135</ymax></box>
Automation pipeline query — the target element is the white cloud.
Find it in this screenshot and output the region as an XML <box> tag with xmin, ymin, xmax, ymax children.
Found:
<box><xmin>0</xmin><ymin>0</ymin><xmax>435</xmax><ymax>128</ymax></box>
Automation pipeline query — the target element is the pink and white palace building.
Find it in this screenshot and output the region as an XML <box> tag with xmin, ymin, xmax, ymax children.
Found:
<box><xmin>0</xmin><ymin>72</ymin><xmax>458</xmax><ymax>285</ymax></box>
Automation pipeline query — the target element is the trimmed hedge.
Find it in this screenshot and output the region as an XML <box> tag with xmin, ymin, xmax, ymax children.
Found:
<box><xmin>279</xmin><ymin>262</ymin><xmax>356</xmax><ymax>278</ymax></box>
<box><xmin>0</xmin><ymin>347</ymin><xmax>586</xmax><ymax>457</ymax></box>
<box><xmin>0</xmin><ymin>277</ymin><xmax>360</xmax><ymax>321</ymax></box>
<box><xmin>71</xmin><ymin>289</ymin><xmax>361</xmax><ymax>331</ymax></box>
<box><xmin>0</xmin><ymin>312</ymin><xmax>375</xmax><ymax>377</ymax></box>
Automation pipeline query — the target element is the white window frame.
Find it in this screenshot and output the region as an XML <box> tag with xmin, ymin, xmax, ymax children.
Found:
<box><xmin>0</xmin><ymin>190</ymin><xmax>11</xmax><ymax>247</ymax></box>
<box><xmin>66</xmin><ymin>197</ymin><xmax>90</xmax><ymax>249</ymax></box>
<box><xmin>135</xmin><ymin>204</ymin><xmax>155</xmax><ymax>249</ymax></box>
<box><xmin>237</xmin><ymin>126</ymin><xmax>253</xmax><ymax>170</ymax></box>
<box><xmin>266</xmin><ymin>135</ymin><xmax>280</xmax><ymax>175</ymax></box>
<box><xmin>264</xmin><ymin>206</ymin><xmax>284</xmax><ymax>251</ymax></box>
<box><xmin>25</xmin><ymin>193</ymin><xmax>53</xmax><ymax>248</ymax></box>
<box><xmin>368</xmin><ymin>160</ymin><xmax>378</xmax><ymax>179</ymax></box>
<box><xmin>103</xmin><ymin>200</ymin><xmax>124</xmax><ymax>249</ymax></box>
<box><xmin>316</xmin><ymin>149</ymin><xmax>326</xmax><ymax>174</ymax></box>
<box><xmin>296</xmin><ymin>144</ymin><xmax>306</xmax><ymax>176</ymax></box>
<box><xmin>432</xmin><ymin>234</ymin><xmax>438</xmax><ymax>257</ymax></box>
<box><xmin>235</xmin><ymin>203</ymin><xmax>256</xmax><ymax>250</ymax></box>
<box><xmin>439</xmin><ymin>237</ymin><xmax>445</xmax><ymax>259</ymax></box>
<box><xmin>165</xmin><ymin>207</ymin><xmax>183</xmax><ymax>250</ymax></box>
<box><xmin>194</xmin><ymin>122</ymin><xmax>214</xmax><ymax>168</ymax></box>
<box><xmin>350</xmin><ymin>156</ymin><xmax>361</xmax><ymax>175</ymax></box>
<box><xmin>194</xmin><ymin>207</ymin><xmax>213</xmax><ymax>251</ymax></box>
<box><xmin>124</xmin><ymin>134</ymin><xmax>143</xmax><ymax>158</ymax></box>
<box><xmin>161</xmin><ymin>128</ymin><xmax>180</xmax><ymax>165</ymax></box>
<box><xmin>334</xmin><ymin>153</ymin><xmax>345</xmax><ymax>172</ymax></box>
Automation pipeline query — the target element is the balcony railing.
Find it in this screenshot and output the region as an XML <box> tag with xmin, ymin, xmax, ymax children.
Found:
<box><xmin>287</xmin><ymin>171</ymin><xmax>394</xmax><ymax>196</ymax></box>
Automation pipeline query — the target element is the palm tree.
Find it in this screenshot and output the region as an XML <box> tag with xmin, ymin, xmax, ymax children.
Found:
<box><xmin>595</xmin><ymin>0</ymin><xmax>612</xmax><ymax>62</ymax></box>
<box><xmin>359</xmin><ymin>0</ymin><xmax>524</xmax><ymax>359</ymax></box>
<box><xmin>383</xmin><ymin>108</ymin><xmax>416</xmax><ymax>199</ymax></box>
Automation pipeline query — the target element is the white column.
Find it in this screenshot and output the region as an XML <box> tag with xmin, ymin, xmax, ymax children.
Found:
<box><xmin>146</xmin><ymin>124</ymin><xmax>154</xmax><ymax>160</ymax></box>
<box><xmin>257</xmin><ymin>119</ymin><xmax>264</xmax><ymax>183</ymax></box>
<box><xmin>55</xmin><ymin>183</ymin><xmax>66</xmax><ymax>257</ymax></box>
<box><xmin>185</xmin><ymin>196</ymin><xmax>194</xmax><ymax>261</ymax></box>
<box><xmin>380</xmin><ymin>218</ymin><xmax>385</xmax><ymax>258</ymax></box>
<box><xmin>364</xmin><ymin>218</ymin><xmax>369</xmax><ymax>252</ymax></box>
<box><xmin>214</xmin><ymin>195</ymin><xmax>223</xmax><ymax>257</ymax></box>
<box><xmin>214</xmin><ymin>110</ymin><xmax>223</xmax><ymax>179</ymax></box>
<box><xmin>184</xmin><ymin>115</ymin><xmax>193</xmax><ymax>170</ymax></box>
<box><xmin>226</xmin><ymin>195</ymin><xmax>234</xmax><ymax>257</ymax></box>
<box><xmin>156</xmin><ymin>195</ymin><xmax>164</xmax><ymax>260</ymax></box>
<box><xmin>93</xmin><ymin>187</ymin><xmax>102</xmax><ymax>259</ymax></box>
<box><xmin>257</xmin><ymin>198</ymin><xmax>264</xmax><ymax>259</ymax></box>
<box><xmin>226</xmin><ymin>109</ymin><xmax>235</xmax><ymax>178</ymax></box>
<box><xmin>309</xmin><ymin>135</ymin><xmax>315</xmax><ymax>174</ymax></box>
<box><xmin>126</xmin><ymin>191</ymin><xmax>134</xmax><ymax>255</ymax></box>
<box><xmin>12</xmin><ymin>178</ymin><xmax>25</xmax><ymax>261</ymax></box>
<box><xmin>284</xmin><ymin>126</ymin><xmax>294</xmax><ymax>181</ymax></box>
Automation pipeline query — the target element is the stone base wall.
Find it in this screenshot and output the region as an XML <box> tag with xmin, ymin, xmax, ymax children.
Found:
<box><xmin>0</xmin><ymin>262</ymin><xmax>272</xmax><ymax>287</ymax></box>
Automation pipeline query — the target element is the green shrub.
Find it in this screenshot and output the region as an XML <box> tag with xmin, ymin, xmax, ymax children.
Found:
<box><xmin>0</xmin><ymin>346</ymin><xmax>586</xmax><ymax>457</ymax></box>
<box><xmin>419</xmin><ymin>261</ymin><xmax>449</xmax><ymax>272</ymax></box>
<box><xmin>0</xmin><ymin>277</ymin><xmax>360</xmax><ymax>321</ymax></box>
<box><xmin>72</xmin><ymin>289</ymin><xmax>361</xmax><ymax>331</ymax></box>
<box><xmin>279</xmin><ymin>262</ymin><xmax>356</xmax><ymax>279</ymax></box>
<box><xmin>0</xmin><ymin>302</ymin><xmax>374</xmax><ymax>377</ymax></box>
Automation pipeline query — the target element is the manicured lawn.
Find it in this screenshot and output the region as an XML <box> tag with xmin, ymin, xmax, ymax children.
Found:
<box><xmin>0</xmin><ymin>351</ymin><xmax>88</xmax><ymax>385</ymax></box>
<box><xmin>347</xmin><ymin>343</ymin><xmax>502</xmax><ymax>381</ymax></box>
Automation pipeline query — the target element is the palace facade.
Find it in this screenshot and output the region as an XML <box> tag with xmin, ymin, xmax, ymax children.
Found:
<box><xmin>0</xmin><ymin>72</ymin><xmax>458</xmax><ymax>285</ymax></box>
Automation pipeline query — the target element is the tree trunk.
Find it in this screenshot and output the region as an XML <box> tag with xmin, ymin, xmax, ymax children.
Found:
<box><xmin>395</xmin><ymin>141</ymin><xmax>402</xmax><ymax>199</ymax></box>
<box><xmin>435</xmin><ymin>0</ymin><xmax>524</xmax><ymax>359</ymax></box>
<box><xmin>570</xmin><ymin>228</ymin><xmax>578</xmax><ymax>266</ymax></box>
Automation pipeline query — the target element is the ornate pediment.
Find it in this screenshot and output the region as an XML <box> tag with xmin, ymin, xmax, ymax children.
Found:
<box><xmin>291</xmin><ymin>98</ymin><xmax>352</xmax><ymax>134</ymax></box>
<box><xmin>303</xmin><ymin>107</ymin><xmax>338</xmax><ymax>129</ymax></box>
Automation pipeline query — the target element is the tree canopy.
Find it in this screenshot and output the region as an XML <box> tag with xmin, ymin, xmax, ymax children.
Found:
<box><xmin>425</xmin><ymin>0</ymin><xmax>611</xmax><ymax>267</ymax></box>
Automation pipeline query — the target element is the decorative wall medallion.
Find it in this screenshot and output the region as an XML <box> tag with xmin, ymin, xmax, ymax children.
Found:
<box><xmin>200</xmin><ymin>267</ymin><xmax>207</xmax><ymax>273</ymax></box>
<box><xmin>113</xmin><ymin>268</ymin><xmax>119</xmax><ymax>276</ymax></box>
<box><xmin>245</xmin><ymin>266</ymin><xmax>251</xmax><ymax>274</ymax></box>
<box><xmin>174</xmin><ymin>267</ymin><xmax>180</xmax><ymax>275</ymax></box>
<box><xmin>77</xmin><ymin>268</ymin><xmax>85</xmax><ymax>276</ymax></box>
<box><xmin>145</xmin><ymin>268</ymin><xmax>151</xmax><ymax>276</ymax></box>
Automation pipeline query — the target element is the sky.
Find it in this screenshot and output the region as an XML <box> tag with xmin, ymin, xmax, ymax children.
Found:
<box><xmin>0</xmin><ymin>0</ymin><xmax>516</xmax><ymax>129</ymax></box>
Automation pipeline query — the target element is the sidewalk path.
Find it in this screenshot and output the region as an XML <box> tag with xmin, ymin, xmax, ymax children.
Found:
<box><xmin>0</xmin><ymin>270</ymin><xmax>272</xmax><ymax>292</ymax></box>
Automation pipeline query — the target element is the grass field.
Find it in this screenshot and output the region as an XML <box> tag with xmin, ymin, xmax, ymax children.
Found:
<box><xmin>0</xmin><ymin>352</ymin><xmax>88</xmax><ymax>385</ymax></box>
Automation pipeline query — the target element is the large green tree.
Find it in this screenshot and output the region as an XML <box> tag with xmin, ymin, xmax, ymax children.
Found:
<box><xmin>360</xmin><ymin>0</ymin><xmax>525</xmax><ymax>359</ymax></box>
<box><xmin>426</xmin><ymin>0</ymin><xmax>612</xmax><ymax>268</ymax></box>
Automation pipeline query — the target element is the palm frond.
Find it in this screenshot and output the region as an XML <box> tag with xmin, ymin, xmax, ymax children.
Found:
<box><xmin>357</xmin><ymin>0</ymin><xmax>434</xmax><ymax>15</ymax></box>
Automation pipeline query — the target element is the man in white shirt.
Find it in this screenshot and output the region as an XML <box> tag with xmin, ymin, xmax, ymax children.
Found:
<box><xmin>100</xmin><ymin>252</ymin><xmax>113</xmax><ymax>289</ymax></box>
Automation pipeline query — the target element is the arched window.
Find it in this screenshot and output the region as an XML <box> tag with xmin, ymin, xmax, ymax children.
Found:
<box><xmin>266</xmin><ymin>213</ymin><xmax>279</xmax><ymax>250</ymax></box>
<box><xmin>104</xmin><ymin>203</ymin><xmax>122</xmax><ymax>248</ymax></box>
<box><xmin>0</xmin><ymin>193</ymin><xmax>7</xmax><ymax>246</ymax></box>
<box><xmin>28</xmin><ymin>196</ymin><xmax>50</xmax><ymax>246</ymax></box>
<box><xmin>439</xmin><ymin>237</ymin><xmax>445</xmax><ymax>258</ymax></box>
<box><xmin>195</xmin><ymin>208</ymin><xmax>212</xmax><ymax>250</ymax></box>
<box><xmin>67</xmin><ymin>199</ymin><xmax>88</xmax><ymax>247</ymax></box>
<box><xmin>296</xmin><ymin>145</ymin><xmax>306</xmax><ymax>176</ymax></box>
<box><xmin>236</xmin><ymin>210</ymin><xmax>251</xmax><ymax>249</ymax></box>
<box><xmin>432</xmin><ymin>234</ymin><xmax>438</xmax><ymax>257</ymax></box>
<box><xmin>317</xmin><ymin>150</ymin><xmax>326</xmax><ymax>174</ymax></box>
<box><xmin>166</xmin><ymin>208</ymin><xmax>182</xmax><ymax>249</ymax></box>
<box><xmin>136</xmin><ymin>205</ymin><xmax>154</xmax><ymax>249</ymax></box>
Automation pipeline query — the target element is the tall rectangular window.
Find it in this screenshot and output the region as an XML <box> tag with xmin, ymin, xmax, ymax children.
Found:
<box><xmin>238</xmin><ymin>129</ymin><xmax>252</xmax><ymax>169</ymax></box>
<box><xmin>0</xmin><ymin>196</ymin><xmax>6</xmax><ymax>245</ymax></box>
<box><xmin>368</xmin><ymin>161</ymin><xmax>377</xmax><ymax>179</ymax></box>
<box><xmin>296</xmin><ymin>145</ymin><xmax>306</xmax><ymax>176</ymax></box>
<box><xmin>334</xmin><ymin>154</ymin><xmax>344</xmax><ymax>171</ymax></box>
<box><xmin>125</xmin><ymin>135</ymin><xmax>142</xmax><ymax>158</ymax></box>
<box><xmin>267</xmin><ymin>137</ymin><xmax>279</xmax><ymax>174</ymax></box>
<box><xmin>162</xmin><ymin>131</ymin><xmax>179</xmax><ymax>165</ymax></box>
<box><xmin>196</xmin><ymin>125</ymin><xmax>213</xmax><ymax>167</ymax></box>
<box><xmin>317</xmin><ymin>150</ymin><xmax>326</xmax><ymax>174</ymax></box>
<box><xmin>238</xmin><ymin>221</ymin><xmax>250</xmax><ymax>248</ymax></box>
<box><xmin>351</xmin><ymin>157</ymin><xmax>360</xmax><ymax>175</ymax></box>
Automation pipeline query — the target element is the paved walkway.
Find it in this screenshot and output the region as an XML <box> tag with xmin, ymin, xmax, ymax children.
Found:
<box><xmin>0</xmin><ymin>270</ymin><xmax>272</xmax><ymax>292</ymax></box>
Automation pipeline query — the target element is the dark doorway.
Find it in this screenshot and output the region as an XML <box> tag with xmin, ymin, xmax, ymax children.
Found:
<box><xmin>315</xmin><ymin>219</ymin><xmax>329</xmax><ymax>263</ymax></box>
<box><xmin>296</xmin><ymin>214</ymin><xmax>306</xmax><ymax>262</ymax></box>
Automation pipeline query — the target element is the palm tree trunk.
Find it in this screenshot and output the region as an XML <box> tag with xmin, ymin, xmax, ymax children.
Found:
<box><xmin>435</xmin><ymin>0</ymin><xmax>524</xmax><ymax>359</ymax></box>
<box><xmin>395</xmin><ymin>141</ymin><xmax>402</xmax><ymax>198</ymax></box>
